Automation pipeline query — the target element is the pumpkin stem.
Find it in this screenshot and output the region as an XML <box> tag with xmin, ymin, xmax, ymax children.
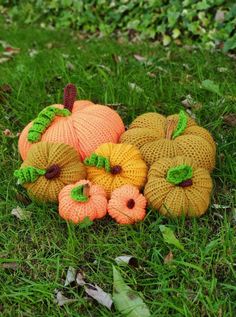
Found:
<box><xmin>64</xmin><ymin>83</ymin><xmax>77</xmax><ymax>111</ymax></box>
<box><xmin>45</xmin><ymin>164</ymin><xmax>61</xmax><ymax>180</ymax></box>
<box><xmin>14</xmin><ymin>166</ymin><xmax>46</xmax><ymax>184</ymax></box>
<box><xmin>165</xmin><ymin>119</ymin><xmax>176</xmax><ymax>139</ymax></box>
<box><xmin>70</xmin><ymin>184</ymin><xmax>89</xmax><ymax>202</ymax></box>
<box><xmin>166</xmin><ymin>164</ymin><xmax>193</xmax><ymax>185</ymax></box>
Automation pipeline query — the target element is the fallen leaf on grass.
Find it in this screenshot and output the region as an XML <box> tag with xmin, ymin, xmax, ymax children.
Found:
<box><xmin>223</xmin><ymin>113</ymin><xmax>236</xmax><ymax>127</ymax></box>
<box><xmin>54</xmin><ymin>290</ymin><xmax>77</xmax><ymax>306</ymax></box>
<box><xmin>15</xmin><ymin>192</ymin><xmax>31</xmax><ymax>205</ymax></box>
<box><xmin>164</xmin><ymin>251</ymin><xmax>174</xmax><ymax>264</ymax></box>
<box><xmin>133</xmin><ymin>54</ymin><xmax>147</xmax><ymax>62</ymax></box>
<box><xmin>3</xmin><ymin>129</ymin><xmax>13</xmax><ymax>137</ymax></box>
<box><xmin>1</xmin><ymin>262</ymin><xmax>19</xmax><ymax>270</ymax></box>
<box><xmin>115</xmin><ymin>256</ymin><xmax>138</xmax><ymax>267</ymax></box>
<box><xmin>181</xmin><ymin>94</ymin><xmax>202</xmax><ymax>110</ymax></box>
<box><xmin>112</xmin><ymin>54</ymin><xmax>122</xmax><ymax>63</ymax></box>
<box><xmin>0</xmin><ymin>84</ymin><xmax>12</xmax><ymax>94</ymax></box>
<box><xmin>201</xmin><ymin>80</ymin><xmax>221</xmax><ymax>96</ymax></box>
<box><xmin>159</xmin><ymin>225</ymin><xmax>185</xmax><ymax>251</ymax></box>
<box><xmin>113</xmin><ymin>266</ymin><xmax>151</xmax><ymax>317</ymax></box>
<box><xmin>11</xmin><ymin>206</ymin><xmax>31</xmax><ymax>220</ymax></box>
<box><xmin>147</xmin><ymin>72</ymin><xmax>156</xmax><ymax>78</ymax></box>
<box><xmin>217</xmin><ymin>67</ymin><xmax>228</xmax><ymax>73</ymax></box>
<box><xmin>76</xmin><ymin>271</ymin><xmax>113</xmax><ymax>310</ymax></box>
<box><xmin>0</xmin><ymin>57</ymin><xmax>10</xmax><ymax>64</ymax></box>
<box><xmin>128</xmin><ymin>83</ymin><xmax>143</xmax><ymax>93</ymax></box>
<box><xmin>64</xmin><ymin>266</ymin><xmax>77</xmax><ymax>287</ymax></box>
<box><xmin>28</xmin><ymin>49</ymin><xmax>39</xmax><ymax>57</ymax></box>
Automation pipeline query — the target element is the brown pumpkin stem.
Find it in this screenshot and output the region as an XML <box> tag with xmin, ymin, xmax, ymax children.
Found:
<box><xmin>63</xmin><ymin>83</ymin><xmax>77</xmax><ymax>111</ymax></box>
<box><xmin>127</xmin><ymin>199</ymin><xmax>135</xmax><ymax>209</ymax></box>
<box><xmin>82</xmin><ymin>183</ymin><xmax>90</xmax><ymax>197</ymax></box>
<box><xmin>45</xmin><ymin>164</ymin><xmax>61</xmax><ymax>179</ymax></box>
<box><xmin>165</xmin><ymin>119</ymin><xmax>176</xmax><ymax>140</ymax></box>
<box><xmin>178</xmin><ymin>179</ymin><xmax>193</xmax><ymax>187</ymax></box>
<box><xmin>110</xmin><ymin>165</ymin><xmax>122</xmax><ymax>175</ymax></box>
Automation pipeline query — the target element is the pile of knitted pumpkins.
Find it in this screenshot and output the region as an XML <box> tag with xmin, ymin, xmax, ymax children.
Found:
<box><xmin>14</xmin><ymin>84</ymin><xmax>215</xmax><ymax>225</ymax></box>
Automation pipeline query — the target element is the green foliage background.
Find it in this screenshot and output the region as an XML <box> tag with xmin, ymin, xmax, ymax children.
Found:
<box><xmin>1</xmin><ymin>1</ymin><xmax>236</xmax><ymax>50</ymax></box>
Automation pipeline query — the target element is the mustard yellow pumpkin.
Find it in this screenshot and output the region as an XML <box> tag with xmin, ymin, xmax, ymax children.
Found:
<box><xmin>120</xmin><ymin>110</ymin><xmax>216</xmax><ymax>171</ymax></box>
<box><xmin>84</xmin><ymin>143</ymin><xmax>148</xmax><ymax>197</ymax></box>
<box><xmin>144</xmin><ymin>156</ymin><xmax>213</xmax><ymax>217</ymax></box>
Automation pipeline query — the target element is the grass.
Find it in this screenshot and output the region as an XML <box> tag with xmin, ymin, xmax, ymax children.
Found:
<box><xmin>0</xmin><ymin>19</ymin><xmax>236</xmax><ymax>317</ymax></box>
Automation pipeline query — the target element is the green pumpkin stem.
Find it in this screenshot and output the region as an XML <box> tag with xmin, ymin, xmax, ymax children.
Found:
<box><xmin>14</xmin><ymin>166</ymin><xmax>46</xmax><ymax>184</ymax></box>
<box><xmin>70</xmin><ymin>184</ymin><xmax>89</xmax><ymax>202</ymax></box>
<box><xmin>166</xmin><ymin>164</ymin><xmax>193</xmax><ymax>185</ymax></box>
<box><xmin>84</xmin><ymin>153</ymin><xmax>111</xmax><ymax>172</ymax></box>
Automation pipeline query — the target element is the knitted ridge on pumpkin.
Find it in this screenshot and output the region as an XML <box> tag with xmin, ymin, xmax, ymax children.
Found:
<box><xmin>108</xmin><ymin>185</ymin><xmax>147</xmax><ymax>224</ymax></box>
<box><xmin>15</xmin><ymin>142</ymin><xmax>86</xmax><ymax>202</ymax></box>
<box><xmin>120</xmin><ymin>111</ymin><xmax>216</xmax><ymax>171</ymax></box>
<box><xmin>84</xmin><ymin>143</ymin><xmax>148</xmax><ymax>197</ymax></box>
<box><xmin>18</xmin><ymin>84</ymin><xmax>125</xmax><ymax>161</ymax></box>
<box><xmin>144</xmin><ymin>156</ymin><xmax>213</xmax><ymax>217</ymax></box>
<box><xmin>58</xmin><ymin>180</ymin><xmax>107</xmax><ymax>223</ymax></box>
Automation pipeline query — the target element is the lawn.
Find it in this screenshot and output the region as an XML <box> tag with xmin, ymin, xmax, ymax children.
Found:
<box><xmin>0</xmin><ymin>19</ymin><xmax>236</xmax><ymax>317</ymax></box>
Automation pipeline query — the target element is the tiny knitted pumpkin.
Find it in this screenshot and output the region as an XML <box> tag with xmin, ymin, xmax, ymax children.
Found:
<box><xmin>144</xmin><ymin>156</ymin><xmax>213</xmax><ymax>217</ymax></box>
<box><xmin>108</xmin><ymin>185</ymin><xmax>147</xmax><ymax>224</ymax></box>
<box><xmin>84</xmin><ymin>143</ymin><xmax>147</xmax><ymax>197</ymax></box>
<box><xmin>14</xmin><ymin>142</ymin><xmax>86</xmax><ymax>202</ymax></box>
<box><xmin>120</xmin><ymin>110</ymin><xmax>216</xmax><ymax>171</ymax></box>
<box><xmin>58</xmin><ymin>180</ymin><xmax>107</xmax><ymax>223</ymax></box>
<box><xmin>18</xmin><ymin>84</ymin><xmax>125</xmax><ymax>160</ymax></box>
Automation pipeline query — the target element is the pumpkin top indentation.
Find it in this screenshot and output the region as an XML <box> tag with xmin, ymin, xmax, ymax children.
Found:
<box><xmin>127</xmin><ymin>198</ymin><xmax>135</xmax><ymax>209</ymax></box>
<box><xmin>45</xmin><ymin>164</ymin><xmax>61</xmax><ymax>180</ymax></box>
<box><xmin>110</xmin><ymin>165</ymin><xmax>122</xmax><ymax>175</ymax></box>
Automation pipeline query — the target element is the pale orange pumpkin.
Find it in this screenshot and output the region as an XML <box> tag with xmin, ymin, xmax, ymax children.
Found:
<box><xmin>58</xmin><ymin>180</ymin><xmax>107</xmax><ymax>224</ymax></box>
<box><xmin>18</xmin><ymin>84</ymin><xmax>125</xmax><ymax>160</ymax></box>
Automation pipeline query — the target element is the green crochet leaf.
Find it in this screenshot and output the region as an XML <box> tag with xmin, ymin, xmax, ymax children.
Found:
<box><xmin>70</xmin><ymin>185</ymin><xmax>89</xmax><ymax>202</ymax></box>
<box><xmin>84</xmin><ymin>153</ymin><xmax>111</xmax><ymax>172</ymax></box>
<box><xmin>166</xmin><ymin>164</ymin><xmax>193</xmax><ymax>185</ymax></box>
<box><xmin>172</xmin><ymin>110</ymin><xmax>188</xmax><ymax>139</ymax></box>
<box><xmin>28</xmin><ymin>106</ymin><xmax>71</xmax><ymax>143</ymax></box>
<box><xmin>14</xmin><ymin>166</ymin><xmax>46</xmax><ymax>184</ymax></box>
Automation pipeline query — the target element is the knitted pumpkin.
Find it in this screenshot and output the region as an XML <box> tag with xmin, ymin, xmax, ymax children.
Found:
<box><xmin>14</xmin><ymin>142</ymin><xmax>86</xmax><ymax>202</ymax></box>
<box><xmin>84</xmin><ymin>143</ymin><xmax>147</xmax><ymax>197</ymax></box>
<box><xmin>144</xmin><ymin>156</ymin><xmax>213</xmax><ymax>217</ymax></box>
<box><xmin>120</xmin><ymin>110</ymin><xmax>216</xmax><ymax>171</ymax></box>
<box><xmin>18</xmin><ymin>84</ymin><xmax>125</xmax><ymax>160</ymax></box>
<box><xmin>58</xmin><ymin>180</ymin><xmax>107</xmax><ymax>223</ymax></box>
<box><xmin>108</xmin><ymin>185</ymin><xmax>147</xmax><ymax>224</ymax></box>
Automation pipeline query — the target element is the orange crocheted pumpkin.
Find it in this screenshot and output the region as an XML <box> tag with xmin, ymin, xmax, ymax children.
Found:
<box><xmin>84</xmin><ymin>143</ymin><xmax>148</xmax><ymax>197</ymax></box>
<box><xmin>120</xmin><ymin>110</ymin><xmax>216</xmax><ymax>171</ymax></box>
<box><xmin>58</xmin><ymin>180</ymin><xmax>107</xmax><ymax>223</ymax></box>
<box><xmin>14</xmin><ymin>142</ymin><xmax>86</xmax><ymax>202</ymax></box>
<box><xmin>108</xmin><ymin>185</ymin><xmax>147</xmax><ymax>224</ymax></box>
<box><xmin>144</xmin><ymin>156</ymin><xmax>213</xmax><ymax>217</ymax></box>
<box><xmin>18</xmin><ymin>84</ymin><xmax>125</xmax><ymax>160</ymax></box>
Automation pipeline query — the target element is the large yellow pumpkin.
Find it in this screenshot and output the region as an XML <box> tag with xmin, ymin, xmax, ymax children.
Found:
<box><xmin>18</xmin><ymin>84</ymin><xmax>125</xmax><ymax>161</ymax></box>
<box><xmin>84</xmin><ymin>143</ymin><xmax>148</xmax><ymax>197</ymax></box>
<box><xmin>120</xmin><ymin>110</ymin><xmax>216</xmax><ymax>171</ymax></box>
<box><xmin>14</xmin><ymin>142</ymin><xmax>86</xmax><ymax>202</ymax></box>
<box><xmin>144</xmin><ymin>156</ymin><xmax>213</xmax><ymax>217</ymax></box>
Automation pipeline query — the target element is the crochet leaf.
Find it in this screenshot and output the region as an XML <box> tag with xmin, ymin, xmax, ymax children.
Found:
<box><xmin>14</xmin><ymin>166</ymin><xmax>46</xmax><ymax>184</ymax></box>
<box><xmin>28</xmin><ymin>106</ymin><xmax>71</xmax><ymax>143</ymax></box>
<box><xmin>172</xmin><ymin>110</ymin><xmax>188</xmax><ymax>139</ymax></box>
<box><xmin>84</xmin><ymin>153</ymin><xmax>111</xmax><ymax>172</ymax></box>
<box><xmin>70</xmin><ymin>185</ymin><xmax>89</xmax><ymax>202</ymax></box>
<box><xmin>166</xmin><ymin>164</ymin><xmax>193</xmax><ymax>185</ymax></box>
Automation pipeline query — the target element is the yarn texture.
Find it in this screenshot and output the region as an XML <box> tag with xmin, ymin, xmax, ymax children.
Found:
<box><xmin>108</xmin><ymin>185</ymin><xmax>147</xmax><ymax>224</ymax></box>
<box><xmin>58</xmin><ymin>180</ymin><xmax>107</xmax><ymax>223</ymax></box>
<box><xmin>85</xmin><ymin>143</ymin><xmax>148</xmax><ymax>197</ymax></box>
<box><xmin>18</xmin><ymin>84</ymin><xmax>125</xmax><ymax>161</ymax></box>
<box><xmin>15</xmin><ymin>142</ymin><xmax>86</xmax><ymax>202</ymax></box>
<box><xmin>120</xmin><ymin>111</ymin><xmax>216</xmax><ymax>171</ymax></box>
<box><xmin>144</xmin><ymin>156</ymin><xmax>213</xmax><ymax>217</ymax></box>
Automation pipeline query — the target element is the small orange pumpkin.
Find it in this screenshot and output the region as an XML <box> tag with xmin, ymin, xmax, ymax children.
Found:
<box><xmin>108</xmin><ymin>185</ymin><xmax>147</xmax><ymax>224</ymax></box>
<box><xmin>18</xmin><ymin>84</ymin><xmax>125</xmax><ymax>160</ymax></box>
<box><xmin>120</xmin><ymin>110</ymin><xmax>216</xmax><ymax>171</ymax></box>
<box><xmin>58</xmin><ymin>180</ymin><xmax>107</xmax><ymax>223</ymax></box>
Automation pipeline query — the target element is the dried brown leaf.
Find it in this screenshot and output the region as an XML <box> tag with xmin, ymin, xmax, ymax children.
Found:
<box><xmin>223</xmin><ymin>113</ymin><xmax>236</xmax><ymax>127</ymax></box>
<box><xmin>64</xmin><ymin>266</ymin><xmax>77</xmax><ymax>287</ymax></box>
<box><xmin>1</xmin><ymin>262</ymin><xmax>19</xmax><ymax>270</ymax></box>
<box><xmin>115</xmin><ymin>255</ymin><xmax>138</xmax><ymax>267</ymax></box>
<box><xmin>164</xmin><ymin>251</ymin><xmax>174</xmax><ymax>264</ymax></box>
<box><xmin>134</xmin><ymin>54</ymin><xmax>147</xmax><ymax>62</ymax></box>
<box><xmin>11</xmin><ymin>206</ymin><xmax>31</xmax><ymax>220</ymax></box>
<box><xmin>54</xmin><ymin>290</ymin><xmax>77</xmax><ymax>306</ymax></box>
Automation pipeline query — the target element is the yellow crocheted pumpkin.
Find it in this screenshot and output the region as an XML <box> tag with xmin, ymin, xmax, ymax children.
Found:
<box><xmin>144</xmin><ymin>156</ymin><xmax>213</xmax><ymax>217</ymax></box>
<box><xmin>120</xmin><ymin>110</ymin><xmax>216</xmax><ymax>171</ymax></box>
<box><xmin>14</xmin><ymin>142</ymin><xmax>86</xmax><ymax>202</ymax></box>
<box><xmin>84</xmin><ymin>143</ymin><xmax>147</xmax><ymax>197</ymax></box>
